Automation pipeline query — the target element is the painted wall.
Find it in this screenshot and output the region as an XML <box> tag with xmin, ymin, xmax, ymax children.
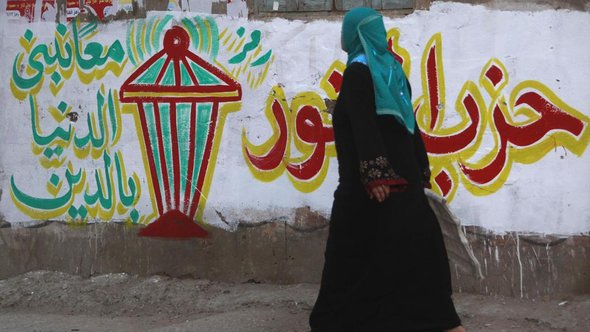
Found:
<box><xmin>1</xmin><ymin>2</ymin><xmax>589</xmax><ymax>236</ymax></box>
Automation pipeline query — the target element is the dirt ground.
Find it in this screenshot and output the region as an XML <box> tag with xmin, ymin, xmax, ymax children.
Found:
<box><xmin>1</xmin><ymin>271</ymin><xmax>589</xmax><ymax>332</ymax></box>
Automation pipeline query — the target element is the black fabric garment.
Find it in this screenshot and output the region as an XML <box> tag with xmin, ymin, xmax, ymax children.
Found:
<box><xmin>309</xmin><ymin>62</ymin><xmax>461</xmax><ymax>332</ymax></box>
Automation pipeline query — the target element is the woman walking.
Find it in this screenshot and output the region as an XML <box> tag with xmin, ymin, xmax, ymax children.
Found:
<box><xmin>309</xmin><ymin>7</ymin><xmax>465</xmax><ymax>332</ymax></box>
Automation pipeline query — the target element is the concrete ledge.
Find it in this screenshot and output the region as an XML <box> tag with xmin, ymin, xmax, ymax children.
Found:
<box><xmin>1</xmin><ymin>221</ymin><xmax>589</xmax><ymax>298</ymax></box>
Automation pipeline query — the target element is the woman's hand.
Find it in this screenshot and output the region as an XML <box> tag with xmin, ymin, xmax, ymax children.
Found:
<box><xmin>369</xmin><ymin>184</ymin><xmax>390</xmax><ymax>202</ymax></box>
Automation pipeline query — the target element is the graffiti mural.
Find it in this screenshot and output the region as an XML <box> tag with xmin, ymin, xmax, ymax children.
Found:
<box><xmin>242</xmin><ymin>86</ymin><xmax>336</xmax><ymax>193</ymax></box>
<box><xmin>414</xmin><ymin>33</ymin><xmax>590</xmax><ymax>201</ymax></box>
<box><xmin>243</xmin><ymin>29</ymin><xmax>590</xmax><ymax>203</ymax></box>
<box><xmin>3</xmin><ymin>9</ymin><xmax>589</xmax><ymax>235</ymax></box>
<box><xmin>120</xmin><ymin>26</ymin><xmax>242</xmax><ymax>237</ymax></box>
<box><xmin>120</xmin><ymin>17</ymin><xmax>273</xmax><ymax>236</ymax></box>
<box><xmin>7</xmin><ymin>16</ymin><xmax>274</xmax><ymax>236</ymax></box>
<box><xmin>8</xmin><ymin>20</ymin><xmax>142</xmax><ymax>224</ymax></box>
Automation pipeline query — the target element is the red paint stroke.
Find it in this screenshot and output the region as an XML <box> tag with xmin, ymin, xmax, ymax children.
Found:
<box><xmin>183</xmin><ymin>102</ymin><xmax>198</xmax><ymax>215</ymax></box>
<box><xmin>485</xmin><ymin>64</ymin><xmax>503</xmax><ymax>87</ymax></box>
<box><xmin>189</xmin><ymin>103</ymin><xmax>219</xmax><ymax>220</ymax></box>
<box><xmin>421</xmin><ymin>92</ymin><xmax>481</xmax><ymax>154</ymax></box>
<box><xmin>170</xmin><ymin>103</ymin><xmax>181</xmax><ymax>209</ymax></box>
<box><xmin>387</xmin><ymin>38</ymin><xmax>404</xmax><ymax>67</ymax></box>
<box><xmin>327</xmin><ymin>71</ymin><xmax>343</xmax><ymax>94</ymax></box>
<box><xmin>460</xmin><ymin>91</ymin><xmax>585</xmax><ymax>185</ymax></box>
<box><xmin>138</xmin><ymin>209</ymin><xmax>208</xmax><ymax>238</ymax></box>
<box><xmin>244</xmin><ymin>99</ymin><xmax>288</xmax><ymax>171</ymax></box>
<box><xmin>426</xmin><ymin>44</ymin><xmax>440</xmax><ymax>130</ymax></box>
<box><xmin>153</xmin><ymin>102</ymin><xmax>173</xmax><ymax>211</ymax></box>
<box><xmin>286</xmin><ymin>105</ymin><xmax>334</xmax><ymax>180</ymax></box>
<box><xmin>120</xmin><ymin>26</ymin><xmax>241</xmax><ymax>238</ymax></box>
<box><xmin>434</xmin><ymin>170</ymin><xmax>452</xmax><ymax>197</ymax></box>
<box><xmin>137</xmin><ymin>103</ymin><xmax>164</xmax><ymax>215</ymax></box>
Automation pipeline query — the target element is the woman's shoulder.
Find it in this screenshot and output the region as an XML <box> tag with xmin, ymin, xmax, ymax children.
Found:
<box><xmin>342</xmin><ymin>62</ymin><xmax>372</xmax><ymax>88</ymax></box>
<box><xmin>344</xmin><ymin>62</ymin><xmax>370</xmax><ymax>76</ymax></box>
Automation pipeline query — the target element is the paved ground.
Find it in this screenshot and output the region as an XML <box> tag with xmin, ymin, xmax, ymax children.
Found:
<box><xmin>1</xmin><ymin>271</ymin><xmax>589</xmax><ymax>331</ymax></box>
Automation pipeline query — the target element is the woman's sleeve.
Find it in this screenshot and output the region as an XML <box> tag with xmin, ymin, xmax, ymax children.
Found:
<box><xmin>341</xmin><ymin>65</ymin><xmax>408</xmax><ymax>192</ymax></box>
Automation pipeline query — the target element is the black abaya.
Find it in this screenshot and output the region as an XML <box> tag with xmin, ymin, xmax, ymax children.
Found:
<box><xmin>309</xmin><ymin>62</ymin><xmax>461</xmax><ymax>332</ymax></box>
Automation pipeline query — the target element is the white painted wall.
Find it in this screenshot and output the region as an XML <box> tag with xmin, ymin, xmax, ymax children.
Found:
<box><xmin>1</xmin><ymin>2</ymin><xmax>589</xmax><ymax>235</ymax></box>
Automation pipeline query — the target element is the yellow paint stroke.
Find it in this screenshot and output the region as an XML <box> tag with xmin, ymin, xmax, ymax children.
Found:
<box><xmin>10</xmin><ymin>54</ymin><xmax>43</xmax><ymax>100</ymax></box>
<box><xmin>222</xmin><ymin>32</ymin><xmax>233</xmax><ymax>47</ymax></box>
<box><xmin>122</xmin><ymin>103</ymin><xmax>158</xmax><ymax>225</ymax></box>
<box><xmin>40</xmin><ymin>156</ymin><xmax>67</xmax><ymax>169</ymax></box>
<box><xmin>420</xmin><ymin>33</ymin><xmax>447</xmax><ymax>132</ymax></box>
<box><xmin>19</xmin><ymin>35</ymin><xmax>38</xmax><ymax>53</ymax></box>
<box><xmin>319</xmin><ymin>60</ymin><xmax>346</xmax><ymax>100</ymax></box>
<box><xmin>254</xmin><ymin>56</ymin><xmax>273</xmax><ymax>88</ymax></box>
<box><xmin>196</xmin><ymin>101</ymin><xmax>242</xmax><ymax>223</ymax></box>
<box><xmin>115</xmin><ymin>150</ymin><xmax>141</xmax><ymax>205</ymax></box>
<box><xmin>387</xmin><ymin>28</ymin><xmax>411</xmax><ymax>77</ymax></box>
<box><xmin>85</xmin><ymin>164</ymin><xmax>116</xmax><ymax>220</ymax></box>
<box><xmin>150</xmin><ymin>17</ymin><xmax>162</xmax><ymax>52</ymax></box>
<box><xmin>252</xmin><ymin>45</ymin><xmax>262</xmax><ymax>58</ymax></box>
<box><xmin>203</xmin><ymin>18</ymin><xmax>213</xmax><ymax>55</ymax></box>
<box><xmin>479</xmin><ymin>58</ymin><xmax>509</xmax><ymax>98</ymax></box>
<box><xmin>242</xmin><ymin>85</ymin><xmax>290</xmax><ymax>182</ymax></box>
<box><xmin>46</xmin><ymin>179</ymin><xmax>63</xmax><ymax>197</ymax></box>
<box><xmin>232</xmin><ymin>37</ymin><xmax>246</xmax><ymax>54</ymax></box>
<box><xmin>76</xmin><ymin>58</ymin><xmax>128</xmax><ymax>85</ymax></box>
<box><xmin>287</xmin><ymin>92</ymin><xmax>335</xmax><ymax>193</ymax></box>
<box><xmin>129</xmin><ymin>23</ymin><xmax>138</xmax><ymax>65</ymax></box>
<box><xmin>50</xmin><ymin>81</ymin><xmax>65</xmax><ymax>97</ymax></box>
<box><xmin>110</xmin><ymin>89</ymin><xmax>123</xmax><ymax>146</ymax></box>
<box><xmin>218</xmin><ymin>27</ymin><xmax>228</xmax><ymax>40</ymax></box>
<box><xmin>411</xmin><ymin>36</ymin><xmax>590</xmax><ymax>201</ymax></box>
<box><xmin>10</xmin><ymin>165</ymin><xmax>86</xmax><ymax>220</ymax></box>
<box><xmin>122</xmin><ymin>90</ymin><xmax>239</xmax><ymax>99</ymax></box>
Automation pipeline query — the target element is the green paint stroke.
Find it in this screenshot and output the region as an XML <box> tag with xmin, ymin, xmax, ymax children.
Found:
<box><xmin>84</xmin><ymin>151</ymin><xmax>113</xmax><ymax>209</ymax></box>
<box><xmin>135</xmin><ymin>19</ymin><xmax>146</xmax><ymax>63</ymax></box>
<box><xmin>78</xmin><ymin>20</ymin><xmax>98</xmax><ymax>39</ymax></box>
<box><xmin>158</xmin><ymin>104</ymin><xmax>175</xmax><ymax>202</ymax></box>
<box><xmin>205</xmin><ymin>17</ymin><xmax>219</xmax><ymax>60</ymax></box>
<box><xmin>181</xmin><ymin>18</ymin><xmax>201</xmax><ymax>56</ymax></box>
<box><xmin>145</xmin><ymin>16</ymin><xmax>158</xmax><ymax>56</ymax></box>
<box><xmin>229</xmin><ymin>30</ymin><xmax>261</xmax><ymax>64</ymax></box>
<box><xmin>114</xmin><ymin>152</ymin><xmax>138</xmax><ymax>207</ymax></box>
<box><xmin>30</xmin><ymin>95</ymin><xmax>72</xmax><ymax>147</ymax></box>
<box><xmin>89</xmin><ymin>90</ymin><xmax>107</xmax><ymax>149</ymax></box>
<box><xmin>13</xmin><ymin>22</ymin><xmax>125</xmax><ymax>97</ymax></box>
<box><xmin>153</xmin><ymin>15</ymin><xmax>173</xmax><ymax>52</ymax></box>
<box><xmin>161</xmin><ymin>61</ymin><xmax>176</xmax><ymax>86</ymax></box>
<box><xmin>136</xmin><ymin>57</ymin><xmax>166</xmax><ymax>84</ymax></box>
<box><xmin>189</xmin><ymin>61</ymin><xmax>220</xmax><ymax>85</ymax></box>
<box><xmin>144</xmin><ymin>104</ymin><xmax>165</xmax><ymax>194</ymax></box>
<box><xmin>176</xmin><ymin>103</ymin><xmax>192</xmax><ymax>199</ymax></box>
<box><xmin>126</xmin><ymin>22</ymin><xmax>137</xmax><ymax>66</ymax></box>
<box><xmin>194</xmin><ymin>16</ymin><xmax>209</xmax><ymax>54</ymax></box>
<box><xmin>251</xmin><ymin>50</ymin><xmax>272</xmax><ymax>67</ymax></box>
<box><xmin>191</xmin><ymin>103</ymin><xmax>213</xmax><ymax>196</ymax></box>
<box><xmin>107</xmin><ymin>90</ymin><xmax>119</xmax><ymax>143</ymax></box>
<box><xmin>11</xmin><ymin>167</ymin><xmax>83</xmax><ymax>211</ymax></box>
<box><xmin>179</xmin><ymin>62</ymin><xmax>193</xmax><ymax>86</ymax></box>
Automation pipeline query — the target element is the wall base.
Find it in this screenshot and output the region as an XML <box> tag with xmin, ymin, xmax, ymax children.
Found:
<box><xmin>1</xmin><ymin>220</ymin><xmax>589</xmax><ymax>298</ymax></box>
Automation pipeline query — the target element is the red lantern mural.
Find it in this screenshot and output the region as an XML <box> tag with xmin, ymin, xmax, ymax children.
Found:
<box><xmin>120</xmin><ymin>26</ymin><xmax>242</xmax><ymax>237</ymax></box>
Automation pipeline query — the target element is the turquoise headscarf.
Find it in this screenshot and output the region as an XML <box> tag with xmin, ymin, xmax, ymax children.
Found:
<box><xmin>341</xmin><ymin>7</ymin><xmax>415</xmax><ymax>134</ymax></box>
